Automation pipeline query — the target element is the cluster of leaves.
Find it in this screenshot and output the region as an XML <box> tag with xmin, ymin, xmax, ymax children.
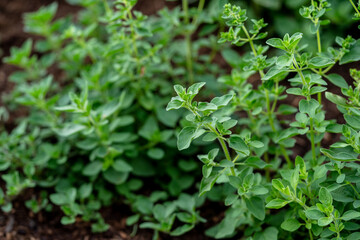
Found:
<box><xmin>238</xmin><ymin>0</ymin><xmax>358</xmax><ymax>52</ymax></box>
<box><xmin>168</xmin><ymin>0</ymin><xmax>360</xmax><ymax>239</ymax></box>
<box><xmin>0</xmin><ymin>0</ymin><xmax>229</xmax><ymax>237</ymax></box>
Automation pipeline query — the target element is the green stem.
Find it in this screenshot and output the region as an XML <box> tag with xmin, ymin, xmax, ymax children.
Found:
<box><xmin>183</xmin><ymin>0</ymin><xmax>194</xmax><ymax>84</ymax></box>
<box><xmin>242</xmin><ymin>26</ymin><xmax>275</xmax><ymax>131</ymax></box>
<box><xmin>265</xmin><ymin>89</ymin><xmax>275</xmax><ymax>131</ymax></box>
<box><xmin>316</xmin><ymin>30</ymin><xmax>322</xmax><ymax>54</ymax></box>
<box><xmin>207</xmin><ymin>124</ymin><xmax>235</xmax><ymax>175</ymax></box>
<box><xmin>280</xmin><ymin>146</ymin><xmax>293</xmax><ymax>168</ymax></box>
<box><xmin>347</xmin><ymin>181</ymin><xmax>360</xmax><ymax>198</ymax></box>
<box><xmin>243</xmin><ymin>25</ymin><xmax>293</xmax><ymax>167</ymax></box>
<box><xmin>102</xmin><ymin>0</ymin><xmax>111</xmax><ymax>14</ymax></box>
<box><xmin>316</xmin><ymin>26</ymin><xmax>322</xmax><ymax>104</ymax></box>
<box><xmin>309</xmin><ymin>118</ymin><xmax>317</xmax><ymax>167</ymax></box>
<box><xmin>309</xmin><ymin>228</ymin><xmax>314</xmax><ymax>240</ymax></box>
<box><xmin>87</xmin><ymin>114</ymin><xmax>103</xmax><ymax>142</ymax></box>
<box><xmin>349</xmin><ymin>0</ymin><xmax>360</xmax><ymax>15</ymax></box>
<box><xmin>264</xmin><ymin>153</ymin><xmax>270</xmax><ymax>181</ymax></box>
<box><xmin>293</xmin><ymin>57</ymin><xmax>307</xmax><ymax>86</ymax></box>
<box><xmin>127</xmin><ymin>7</ymin><xmax>139</xmax><ymax>61</ymax></box>
<box><xmin>192</xmin><ymin>0</ymin><xmax>205</xmax><ymax>26</ymax></box>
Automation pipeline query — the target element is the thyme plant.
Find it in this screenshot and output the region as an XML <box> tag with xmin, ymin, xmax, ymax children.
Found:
<box><xmin>168</xmin><ymin>1</ymin><xmax>360</xmax><ymax>239</ymax></box>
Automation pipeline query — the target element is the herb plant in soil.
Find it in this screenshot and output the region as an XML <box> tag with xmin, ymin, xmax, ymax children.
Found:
<box><xmin>168</xmin><ymin>0</ymin><xmax>360</xmax><ymax>239</ymax></box>
<box><xmin>1</xmin><ymin>0</ymin><xmax>360</xmax><ymax>239</ymax></box>
<box><xmin>1</xmin><ymin>0</ymin><xmax>226</xmax><ymax>237</ymax></box>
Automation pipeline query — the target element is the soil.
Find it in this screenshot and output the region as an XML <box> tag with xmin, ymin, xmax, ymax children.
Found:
<box><xmin>1</xmin><ymin>0</ymin><xmax>359</xmax><ymax>239</ymax></box>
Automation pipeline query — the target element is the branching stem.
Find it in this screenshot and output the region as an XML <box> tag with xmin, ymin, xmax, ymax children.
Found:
<box><xmin>349</xmin><ymin>0</ymin><xmax>360</xmax><ymax>15</ymax></box>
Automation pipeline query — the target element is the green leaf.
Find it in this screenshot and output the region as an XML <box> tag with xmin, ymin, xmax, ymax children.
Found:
<box><xmin>251</xmin><ymin>185</ymin><xmax>269</xmax><ymax>195</ymax></box>
<box><xmin>166</xmin><ymin>96</ymin><xmax>184</xmax><ymax>111</ymax></box>
<box><xmin>187</xmin><ymin>82</ymin><xmax>206</xmax><ymax>95</ymax></box>
<box><xmin>348</xmin><ymin>232</ymin><xmax>360</xmax><ymax>240</ymax></box>
<box><xmin>320</xmin><ymin>148</ymin><xmax>359</xmax><ymax>162</ymax></box>
<box><xmin>253</xmin><ymin>227</ymin><xmax>279</xmax><ymax>240</ymax></box>
<box><xmin>103</xmin><ymin>168</ymin><xmax>129</xmax><ymax>185</ymax></box>
<box><xmin>286</xmin><ymin>87</ymin><xmax>303</xmax><ymax>96</ymax></box>
<box><xmin>299</xmin><ymin>99</ymin><xmax>320</xmax><ymax>117</ymax></box>
<box><xmin>171</xmin><ymin>224</ymin><xmax>194</xmax><ymax>236</ymax></box>
<box><xmin>305</xmin><ymin>209</ymin><xmax>325</xmax><ymax>220</ymax></box>
<box><xmin>50</xmin><ymin>193</ymin><xmax>68</xmax><ymax>205</ymax></box>
<box><xmin>278</xmin><ymin>104</ymin><xmax>298</xmax><ymax>115</ymax></box>
<box><xmin>263</xmin><ymin>67</ymin><xmax>288</xmax><ymax>80</ymax></box>
<box><xmin>174</xmin><ymin>85</ymin><xmax>186</xmax><ymax>97</ymax></box>
<box><xmin>325</xmin><ymin>92</ymin><xmax>348</xmax><ymax>107</ymax></box>
<box><xmin>147</xmin><ymin>148</ymin><xmax>165</xmax><ymax>160</ymax></box>
<box><xmin>56</xmin><ymin>123</ymin><xmax>86</xmax><ymax>137</ymax></box>
<box><xmin>126</xmin><ymin>214</ymin><xmax>140</xmax><ymax>226</ymax></box>
<box><xmin>177</xmin><ymin>126</ymin><xmax>204</xmax><ymax>150</ymax></box>
<box><xmin>245</xmin><ymin>157</ymin><xmax>270</xmax><ymax>169</ymax></box>
<box><xmin>78</xmin><ymin>183</ymin><xmax>92</xmax><ymax>199</ymax></box>
<box><xmin>199</xmin><ymin>174</ymin><xmax>219</xmax><ymax>196</ymax></box>
<box><xmin>281</xmin><ymin>219</ymin><xmax>301</xmax><ymax>232</ymax></box>
<box><xmin>266</xmin><ymin>38</ymin><xmax>285</xmax><ymax>50</ymax></box>
<box><xmin>266</xmin><ymin>199</ymin><xmax>289</xmax><ymax>209</ymax></box>
<box><xmin>229</xmin><ymin>135</ymin><xmax>250</xmax><ymax>155</ymax></box>
<box><xmin>245</xmin><ymin>196</ymin><xmax>265</xmax><ymax>220</ymax></box>
<box><xmin>336</xmin><ymin>173</ymin><xmax>345</xmax><ymax>183</ymax></box>
<box><xmin>61</xmin><ymin>216</ymin><xmax>76</xmax><ymax>225</ymax></box>
<box><xmin>225</xmin><ymin>194</ymin><xmax>239</xmax><ymax>206</ymax></box>
<box><xmin>101</xmin><ymin>99</ymin><xmax>122</xmax><ymax>119</ymax></box>
<box><xmin>326</xmin><ymin>74</ymin><xmax>348</xmax><ymax>89</ymax></box>
<box><xmin>342</xmin><ymin>210</ymin><xmax>360</xmax><ymax>221</ymax></box>
<box><xmin>308</xmin><ymin>56</ymin><xmax>334</xmax><ymax>68</ymax></box>
<box><xmin>228</xmin><ymin>175</ymin><xmax>242</xmax><ymax>189</ymax></box>
<box><xmin>219</xmin><ymin>160</ymin><xmax>234</xmax><ymax>167</ymax></box>
<box><xmin>112</xmin><ymin>159</ymin><xmax>133</xmax><ymax>172</ymax></box>
<box><xmin>344</xmin><ymin>114</ymin><xmax>360</xmax><ymax>129</ymax></box>
<box><xmin>82</xmin><ymin>161</ymin><xmax>103</xmax><ymax>176</ymax></box>
<box><xmin>276</xmin><ymin>54</ymin><xmax>293</xmax><ymax>67</ymax></box>
<box><xmin>340</xmin><ymin>39</ymin><xmax>360</xmax><ymax>64</ymax></box>
<box><xmin>272</xmin><ymin>179</ymin><xmax>285</xmax><ymax>192</ymax></box>
<box><xmin>318</xmin><ymin>217</ymin><xmax>332</xmax><ymax>226</ymax></box>
<box><xmin>210</xmin><ymin>94</ymin><xmax>234</xmax><ymax>108</ymax></box>
<box><xmin>319</xmin><ymin>187</ymin><xmax>333</xmax><ymax>206</ymax></box>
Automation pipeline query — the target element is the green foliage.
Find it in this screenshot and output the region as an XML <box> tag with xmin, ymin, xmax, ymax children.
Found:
<box><xmin>2</xmin><ymin>0</ymin><xmax>360</xmax><ymax>239</ymax></box>
<box><xmin>167</xmin><ymin>0</ymin><xmax>360</xmax><ymax>239</ymax></box>
<box><xmin>1</xmin><ymin>0</ymin><xmax>225</xmax><ymax>236</ymax></box>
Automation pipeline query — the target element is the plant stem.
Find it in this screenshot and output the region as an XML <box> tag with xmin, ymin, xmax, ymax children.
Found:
<box><xmin>102</xmin><ymin>0</ymin><xmax>111</xmax><ymax>15</ymax></box>
<box><xmin>242</xmin><ymin>26</ymin><xmax>275</xmax><ymax>130</ymax></box>
<box><xmin>207</xmin><ymin>124</ymin><xmax>235</xmax><ymax>176</ymax></box>
<box><xmin>293</xmin><ymin>57</ymin><xmax>317</xmax><ymax>166</ymax></box>
<box><xmin>309</xmin><ymin>228</ymin><xmax>314</xmax><ymax>240</ymax></box>
<box><xmin>309</xmin><ymin>118</ymin><xmax>317</xmax><ymax>167</ymax></box>
<box><xmin>242</xmin><ymin>25</ymin><xmax>293</xmax><ymax>166</ymax></box>
<box><xmin>293</xmin><ymin>57</ymin><xmax>307</xmax><ymax>86</ymax></box>
<box><xmin>126</xmin><ymin>7</ymin><xmax>139</xmax><ymax>61</ymax></box>
<box><xmin>281</xmin><ymin>146</ymin><xmax>293</xmax><ymax>168</ymax></box>
<box><xmin>347</xmin><ymin>181</ymin><xmax>360</xmax><ymax>198</ymax></box>
<box><xmin>315</xmin><ymin>24</ymin><xmax>322</xmax><ymax>104</ymax></box>
<box><xmin>192</xmin><ymin>0</ymin><xmax>205</xmax><ymax>26</ymax></box>
<box><xmin>349</xmin><ymin>0</ymin><xmax>360</xmax><ymax>15</ymax></box>
<box><xmin>183</xmin><ymin>0</ymin><xmax>195</xmax><ymax>84</ymax></box>
<box><xmin>264</xmin><ymin>153</ymin><xmax>270</xmax><ymax>181</ymax></box>
<box><xmin>316</xmin><ymin>30</ymin><xmax>322</xmax><ymax>54</ymax></box>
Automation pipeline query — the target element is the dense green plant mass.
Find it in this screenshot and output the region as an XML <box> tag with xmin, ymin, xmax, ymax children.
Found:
<box><xmin>168</xmin><ymin>1</ymin><xmax>360</xmax><ymax>239</ymax></box>
<box><xmin>1</xmin><ymin>0</ymin><xmax>360</xmax><ymax>239</ymax></box>
<box><xmin>1</xmin><ymin>0</ymin><xmax>226</xmax><ymax>235</ymax></box>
